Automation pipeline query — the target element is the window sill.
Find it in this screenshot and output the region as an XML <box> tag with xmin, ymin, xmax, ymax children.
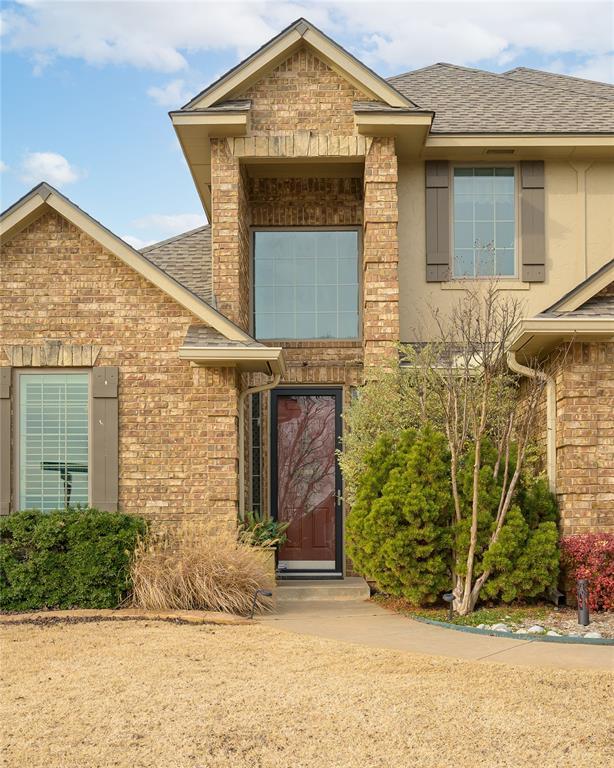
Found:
<box><xmin>258</xmin><ymin>339</ymin><xmax>363</xmax><ymax>348</ymax></box>
<box><xmin>441</xmin><ymin>280</ymin><xmax>531</xmax><ymax>291</ymax></box>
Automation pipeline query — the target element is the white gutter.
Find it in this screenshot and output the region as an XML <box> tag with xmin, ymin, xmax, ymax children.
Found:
<box><xmin>237</xmin><ymin>374</ymin><xmax>281</xmax><ymax>520</ymax></box>
<box><xmin>507</xmin><ymin>351</ymin><xmax>556</xmax><ymax>493</ymax></box>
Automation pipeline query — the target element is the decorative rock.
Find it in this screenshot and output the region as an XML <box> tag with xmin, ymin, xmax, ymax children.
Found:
<box><xmin>527</xmin><ymin>625</ymin><xmax>545</xmax><ymax>634</ymax></box>
<box><xmin>476</xmin><ymin>624</ymin><xmax>486</xmax><ymax>630</ymax></box>
<box><xmin>491</xmin><ymin>623</ymin><xmax>509</xmax><ymax>632</ymax></box>
<box><xmin>546</xmin><ymin>630</ymin><xmax>560</xmax><ymax>637</ymax></box>
<box><xmin>584</xmin><ymin>631</ymin><xmax>602</xmax><ymax>639</ymax></box>
<box><xmin>515</xmin><ymin>628</ymin><xmax>528</xmax><ymax>634</ymax></box>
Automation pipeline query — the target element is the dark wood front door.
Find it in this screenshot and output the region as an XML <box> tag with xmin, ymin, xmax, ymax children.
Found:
<box><xmin>271</xmin><ymin>388</ymin><xmax>342</xmax><ymax>574</ymax></box>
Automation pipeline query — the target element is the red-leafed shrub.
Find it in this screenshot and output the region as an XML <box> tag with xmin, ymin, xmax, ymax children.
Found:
<box><xmin>560</xmin><ymin>534</ymin><xmax>614</xmax><ymax>611</ymax></box>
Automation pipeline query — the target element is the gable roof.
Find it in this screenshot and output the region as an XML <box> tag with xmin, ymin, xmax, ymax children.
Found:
<box><xmin>182</xmin><ymin>17</ymin><xmax>413</xmax><ymax>110</ymax></box>
<box><xmin>142</xmin><ymin>225</ymin><xmax>213</xmax><ymax>305</ymax></box>
<box><xmin>0</xmin><ymin>183</ymin><xmax>246</xmax><ymax>342</ymax></box>
<box><xmin>554</xmin><ymin>286</ymin><xmax>614</xmax><ymax>317</ymax></box>
<box><xmin>540</xmin><ymin>259</ymin><xmax>614</xmax><ymax>315</ymax></box>
<box><xmin>503</xmin><ymin>67</ymin><xmax>614</xmax><ymax>101</ymax></box>
<box><xmin>509</xmin><ymin>262</ymin><xmax>614</xmax><ymax>358</ymax></box>
<box><xmin>388</xmin><ymin>63</ymin><xmax>614</xmax><ymax>134</ymax></box>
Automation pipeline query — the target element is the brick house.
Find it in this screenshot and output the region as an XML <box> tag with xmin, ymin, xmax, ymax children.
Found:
<box><xmin>1</xmin><ymin>18</ymin><xmax>613</xmax><ymax>577</ymax></box>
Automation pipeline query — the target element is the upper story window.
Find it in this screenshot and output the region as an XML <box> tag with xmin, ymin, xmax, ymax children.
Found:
<box><xmin>452</xmin><ymin>167</ymin><xmax>516</xmax><ymax>278</ymax></box>
<box><xmin>18</xmin><ymin>372</ymin><xmax>89</xmax><ymax>511</ymax></box>
<box><xmin>253</xmin><ymin>229</ymin><xmax>359</xmax><ymax>340</ymax></box>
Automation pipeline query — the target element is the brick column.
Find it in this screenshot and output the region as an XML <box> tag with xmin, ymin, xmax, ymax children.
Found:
<box><xmin>210</xmin><ymin>138</ymin><xmax>250</xmax><ymax>330</ymax></box>
<box><xmin>362</xmin><ymin>137</ymin><xmax>400</xmax><ymax>369</ymax></box>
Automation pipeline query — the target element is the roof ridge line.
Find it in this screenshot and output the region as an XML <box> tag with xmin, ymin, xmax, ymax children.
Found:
<box><xmin>181</xmin><ymin>16</ymin><xmax>417</xmax><ymax>111</ymax></box>
<box><xmin>141</xmin><ymin>223</ymin><xmax>210</xmax><ymax>253</ymax></box>
<box><xmin>505</xmin><ymin>65</ymin><xmax>614</xmax><ymax>90</ymax></box>
<box><xmin>390</xmin><ymin>62</ymin><xmax>614</xmax><ymax>106</ymax></box>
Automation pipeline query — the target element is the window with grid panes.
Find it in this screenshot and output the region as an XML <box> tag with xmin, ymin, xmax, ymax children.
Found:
<box><xmin>453</xmin><ymin>167</ymin><xmax>516</xmax><ymax>278</ymax></box>
<box><xmin>253</xmin><ymin>230</ymin><xmax>359</xmax><ymax>339</ymax></box>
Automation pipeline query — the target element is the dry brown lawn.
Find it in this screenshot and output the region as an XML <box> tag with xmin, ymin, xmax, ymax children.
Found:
<box><xmin>1</xmin><ymin>619</ymin><xmax>612</xmax><ymax>768</ymax></box>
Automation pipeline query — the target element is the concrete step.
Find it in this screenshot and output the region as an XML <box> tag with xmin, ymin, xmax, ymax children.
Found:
<box><xmin>275</xmin><ymin>577</ymin><xmax>370</xmax><ymax>602</ymax></box>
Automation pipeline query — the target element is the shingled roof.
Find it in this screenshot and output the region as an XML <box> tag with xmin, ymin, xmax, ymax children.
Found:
<box><xmin>387</xmin><ymin>63</ymin><xmax>614</xmax><ymax>133</ymax></box>
<box><xmin>142</xmin><ymin>61</ymin><xmax>612</xmax><ymax>306</ymax></box>
<box><xmin>557</xmin><ymin>286</ymin><xmax>614</xmax><ymax>317</ymax></box>
<box><xmin>503</xmin><ymin>67</ymin><xmax>614</xmax><ymax>101</ymax></box>
<box><xmin>141</xmin><ymin>225</ymin><xmax>213</xmax><ymax>304</ymax></box>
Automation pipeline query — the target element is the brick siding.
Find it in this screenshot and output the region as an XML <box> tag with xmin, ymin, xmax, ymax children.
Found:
<box><xmin>242</xmin><ymin>49</ymin><xmax>368</xmax><ymax>135</ymax></box>
<box><xmin>1</xmin><ymin>211</ymin><xmax>240</xmax><ymax>524</ymax></box>
<box><xmin>555</xmin><ymin>342</ymin><xmax>614</xmax><ymax>533</ymax></box>
<box><xmin>210</xmin><ymin>138</ymin><xmax>250</xmax><ymax>330</ymax></box>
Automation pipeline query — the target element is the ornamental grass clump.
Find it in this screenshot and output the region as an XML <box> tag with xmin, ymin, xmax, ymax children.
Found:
<box><xmin>130</xmin><ymin>521</ymin><xmax>274</xmax><ymax>616</ymax></box>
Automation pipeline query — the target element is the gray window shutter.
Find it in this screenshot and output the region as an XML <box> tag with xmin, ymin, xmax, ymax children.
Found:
<box><xmin>0</xmin><ymin>368</ymin><xmax>11</xmax><ymax>515</ymax></box>
<box><xmin>425</xmin><ymin>161</ymin><xmax>450</xmax><ymax>282</ymax></box>
<box><xmin>520</xmin><ymin>161</ymin><xmax>546</xmax><ymax>282</ymax></box>
<box><xmin>91</xmin><ymin>366</ymin><xmax>118</xmax><ymax>512</ymax></box>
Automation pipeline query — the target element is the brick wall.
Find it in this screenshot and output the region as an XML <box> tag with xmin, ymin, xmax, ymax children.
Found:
<box><xmin>209</xmin><ymin>45</ymin><xmax>402</xmax><ymax>572</ymax></box>
<box><xmin>210</xmin><ymin>139</ymin><xmax>250</xmax><ymax>330</ymax></box>
<box><xmin>555</xmin><ymin>341</ymin><xmax>614</xmax><ymax>534</ymax></box>
<box><xmin>363</xmin><ymin>137</ymin><xmax>401</xmax><ymax>368</ymax></box>
<box><xmin>1</xmin><ymin>211</ymin><xmax>240</xmax><ymax>523</ymax></box>
<box><xmin>249</xmin><ymin>177</ymin><xmax>363</xmax><ymax>226</ymax></box>
<box><xmin>242</xmin><ymin>48</ymin><xmax>368</xmax><ymax>135</ymax></box>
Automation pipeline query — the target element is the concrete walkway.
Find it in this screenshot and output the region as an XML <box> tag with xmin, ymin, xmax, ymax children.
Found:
<box><xmin>261</xmin><ymin>599</ymin><xmax>614</xmax><ymax>671</ymax></box>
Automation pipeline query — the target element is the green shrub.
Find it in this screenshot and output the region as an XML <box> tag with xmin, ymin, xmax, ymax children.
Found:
<box><xmin>453</xmin><ymin>441</ymin><xmax>559</xmax><ymax>603</ymax></box>
<box><xmin>346</xmin><ymin>429</ymin><xmax>559</xmax><ymax>607</ymax></box>
<box><xmin>346</xmin><ymin>428</ymin><xmax>452</xmax><ymax>605</ymax></box>
<box><xmin>0</xmin><ymin>507</ymin><xmax>147</xmax><ymax>611</ymax></box>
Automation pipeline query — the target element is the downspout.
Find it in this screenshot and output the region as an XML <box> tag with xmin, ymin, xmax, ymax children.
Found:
<box><xmin>507</xmin><ymin>351</ymin><xmax>556</xmax><ymax>493</ymax></box>
<box><xmin>238</xmin><ymin>373</ymin><xmax>281</xmax><ymax>520</ymax></box>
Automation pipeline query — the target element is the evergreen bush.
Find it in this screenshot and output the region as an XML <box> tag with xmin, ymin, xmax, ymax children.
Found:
<box><xmin>346</xmin><ymin>429</ymin><xmax>559</xmax><ymax>606</ymax></box>
<box><xmin>0</xmin><ymin>507</ymin><xmax>146</xmax><ymax>611</ymax></box>
<box><xmin>346</xmin><ymin>428</ymin><xmax>452</xmax><ymax>604</ymax></box>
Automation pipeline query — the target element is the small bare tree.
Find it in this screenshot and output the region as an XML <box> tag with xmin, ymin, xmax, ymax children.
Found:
<box><xmin>409</xmin><ymin>282</ymin><xmax>549</xmax><ymax>614</ymax></box>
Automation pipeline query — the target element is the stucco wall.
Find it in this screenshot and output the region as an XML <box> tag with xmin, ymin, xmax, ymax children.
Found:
<box><xmin>1</xmin><ymin>211</ymin><xmax>240</xmax><ymax>523</ymax></box>
<box><xmin>398</xmin><ymin>159</ymin><xmax>614</xmax><ymax>341</ymax></box>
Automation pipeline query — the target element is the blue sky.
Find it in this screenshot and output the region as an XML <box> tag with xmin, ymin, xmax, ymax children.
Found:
<box><xmin>1</xmin><ymin>0</ymin><xmax>613</xmax><ymax>247</ymax></box>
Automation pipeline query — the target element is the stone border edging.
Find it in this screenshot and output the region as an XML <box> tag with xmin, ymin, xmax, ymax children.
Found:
<box><xmin>0</xmin><ymin>608</ymin><xmax>250</xmax><ymax>626</ymax></box>
<box><xmin>411</xmin><ymin>616</ymin><xmax>614</xmax><ymax>646</ymax></box>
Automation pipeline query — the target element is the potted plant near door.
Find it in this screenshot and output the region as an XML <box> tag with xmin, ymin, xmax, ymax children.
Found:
<box><xmin>238</xmin><ymin>511</ymin><xmax>289</xmax><ymax>579</ymax></box>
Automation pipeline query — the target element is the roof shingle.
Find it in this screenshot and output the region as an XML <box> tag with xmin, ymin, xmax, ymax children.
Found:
<box><xmin>387</xmin><ymin>63</ymin><xmax>614</xmax><ymax>133</ymax></box>
<box><xmin>182</xmin><ymin>324</ymin><xmax>267</xmax><ymax>348</ymax></box>
<box><xmin>503</xmin><ymin>68</ymin><xmax>614</xmax><ymax>102</ymax></box>
<box><xmin>141</xmin><ymin>225</ymin><xmax>212</xmax><ymax>304</ymax></box>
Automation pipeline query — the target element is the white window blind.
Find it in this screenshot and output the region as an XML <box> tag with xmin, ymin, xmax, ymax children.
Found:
<box><xmin>19</xmin><ymin>373</ymin><xmax>89</xmax><ymax>512</ymax></box>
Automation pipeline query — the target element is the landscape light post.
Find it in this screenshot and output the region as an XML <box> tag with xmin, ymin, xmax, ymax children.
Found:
<box><xmin>577</xmin><ymin>579</ymin><xmax>590</xmax><ymax>627</ymax></box>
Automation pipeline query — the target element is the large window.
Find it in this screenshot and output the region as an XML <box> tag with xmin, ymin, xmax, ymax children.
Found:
<box><xmin>18</xmin><ymin>373</ymin><xmax>89</xmax><ymax>512</ymax></box>
<box><xmin>253</xmin><ymin>230</ymin><xmax>359</xmax><ymax>340</ymax></box>
<box><xmin>453</xmin><ymin>167</ymin><xmax>516</xmax><ymax>278</ymax></box>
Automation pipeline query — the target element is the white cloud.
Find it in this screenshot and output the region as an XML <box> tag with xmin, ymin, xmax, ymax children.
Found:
<box><xmin>330</xmin><ymin>1</ymin><xmax>614</xmax><ymax>76</ymax></box>
<box><xmin>0</xmin><ymin>0</ymin><xmax>290</xmax><ymax>73</ymax></box>
<box><xmin>121</xmin><ymin>234</ymin><xmax>156</xmax><ymax>250</ymax></box>
<box><xmin>20</xmin><ymin>151</ymin><xmax>83</xmax><ymax>186</ymax></box>
<box><xmin>131</xmin><ymin>213</ymin><xmax>207</xmax><ymax>243</ymax></box>
<box><xmin>132</xmin><ymin>212</ymin><xmax>206</xmax><ymax>234</ymax></box>
<box><xmin>568</xmin><ymin>54</ymin><xmax>614</xmax><ymax>83</ymax></box>
<box><xmin>2</xmin><ymin>1</ymin><xmax>612</xmax><ymax>82</ymax></box>
<box><xmin>0</xmin><ymin>161</ymin><xmax>8</xmax><ymax>173</ymax></box>
<box><xmin>123</xmin><ymin>212</ymin><xmax>206</xmax><ymax>248</ymax></box>
<box><xmin>147</xmin><ymin>79</ymin><xmax>192</xmax><ymax>107</ymax></box>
